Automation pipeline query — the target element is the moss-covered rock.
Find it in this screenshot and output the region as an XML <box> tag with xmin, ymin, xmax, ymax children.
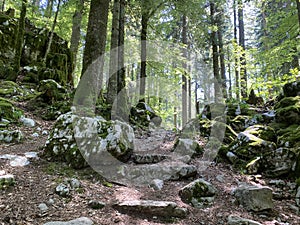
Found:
<box><xmin>275</xmin><ymin>96</ymin><xmax>300</xmax><ymax>125</ymax></box>
<box><xmin>245</xmin><ymin>125</ymin><xmax>277</xmax><ymax>143</ymax></box>
<box><xmin>130</xmin><ymin>102</ymin><xmax>162</xmax><ymax>129</ymax></box>
<box><xmin>282</xmin><ymin>80</ymin><xmax>300</xmax><ymax>97</ymax></box>
<box><xmin>0</xmin><ymin>80</ymin><xmax>37</xmax><ymax>101</ymax></box>
<box><xmin>0</xmin><ymin>129</ymin><xmax>23</xmax><ymax>143</ymax></box>
<box><xmin>43</xmin><ymin>112</ymin><xmax>134</xmax><ymax>169</ymax></box>
<box><xmin>277</xmin><ymin>124</ymin><xmax>300</xmax><ymax>148</ymax></box>
<box><xmin>0</xmin><ymin>97</ymin><xmax>23</xmax><ymax>122</ymax></box>
<box><xmin>179</xmin><ymin>179</ymin><xmax>217</xmax><ymax>208</ymax></box>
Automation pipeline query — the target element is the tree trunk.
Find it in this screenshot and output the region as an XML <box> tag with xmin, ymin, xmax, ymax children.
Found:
<box><xmin>216</xmin><ymin>5</ymin><xmax>227</xmax><ymax>100</ymax></box>
<box><xmin>233</xmin><ymin>0</ymin><xmax>240</xmax><ymax>101</ymax></box>
<box><xmin>118</xmin><ymin>0</ymin><xmax>126</xmax><ymax>94</ymax></box>
<box><xmin>181</xmin><ymin>14</ymin><xmax>188</xmax><ymax>126</ymax></box>
<box><xmin>296</xmin><ymin>0</ymin><xmax>300</xmax><ymax>29</ymax></box>
<box><xmin>227</xmin><ymin>46</ymin><xmax>232</xmax><ymax>99</ymax></box>
<box><xmin>210</xmin><ymin>2</ymin><xmax>221</xmax><ymax>102</ymax></box>
<box><xmin>139</xmin><ymin>10</ymin><xmax>148</xmax><ymax>100</ymax></box>
<box><xmin>107</xmin><ymin>0</ymin><xmax>120</xmax><ymax>106</ymax></box>
<box><xmin>43</xmin><ymin>0</ymin><xmax>61</xmax><ymax>64</ymax></box>
<box><xmin>10</xmin><ymin>0</ymin><xmax>27</xmax><ymax>81</ymax></box>
<box><xmin>296</xmin><ymin>0</ymin><xmax>300</xmax><ymax>68</ymax></box>
<box><xmin>70</xmin><ymin>0</ymin><xmax>84</xmax><ymax>86</ymax></box>
<box><xmin>238</xmin><ymin>0</ymin><xmax>247</xmax><ymax>98</ymax></box>
<box><xmin>76</xmin><ymin>0</ymin><xmax>110</xmax><ymax>107</ymax></box>
<box><xmin>1</xmin><ymin>0</ymin><xmax>5</xmax><ymax>12</ymax></box>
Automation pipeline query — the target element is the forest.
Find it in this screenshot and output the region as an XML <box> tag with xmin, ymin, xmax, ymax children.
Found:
<box><xmin>0</xmin><ymin>0</ymin><xmax>300</xmax><ymax>224</ymax></box>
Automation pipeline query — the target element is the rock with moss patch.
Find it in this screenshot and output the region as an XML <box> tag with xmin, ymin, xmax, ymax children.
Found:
<box><xmin>130</xmin><ymin>102</ymin><xmax>162</xmax><ymax>129</ymax></box>
<box><xmin>0</xmin><ymin>130</ymin><xmax>23</xmax><ymax>143</ymax></box>
<box><xmin>0</xmin><ymin>97</ymin><xmax>23</xmax><ymax>122</ymax></box>
<box><xmin>275</xmin><ymin>96</ymin><xmax>300</xmax><ymax>125</ymax></box>
<box><xmin>43</xmin><ymin>112</ymin><xmax>134</xmax><ymax>169</ymax></box>
<box><xmin>229</xmin><ymin>129</ymin><xmax>276</xmax><ymax>161</ymax></box>
<box><xmin>179</xmin><ymin>178</ymin><xmax>217</xmax><ymax>208</ymax></box>
<box><xmin>0</xmin><ymin>174</ymin><xmax>15</xmax><ymax>189</ymax></box>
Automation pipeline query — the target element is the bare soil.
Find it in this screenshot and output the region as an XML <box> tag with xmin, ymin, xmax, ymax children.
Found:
<box><xmin>0</xmin><ymin>111</ymin><xmax>300</xmax><ymax>225</ymax></box>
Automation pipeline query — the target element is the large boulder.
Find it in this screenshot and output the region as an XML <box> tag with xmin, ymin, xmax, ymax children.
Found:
<box><xmin>43</xmin><ymin>112</ymin><xmax>134</xmax><ymax>169</ymax></box>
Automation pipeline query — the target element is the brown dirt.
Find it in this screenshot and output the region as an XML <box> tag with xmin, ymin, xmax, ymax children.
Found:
<box><xmin>0</xmin><ymin>111</ymin><xmax>300</xmax><ymax>225</ymax></box>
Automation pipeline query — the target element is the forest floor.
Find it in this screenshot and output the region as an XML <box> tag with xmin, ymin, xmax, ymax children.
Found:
<box><xmin>0</xmin><ymin>110</ymin><xmax>300</xmax><ymax>225</ymax></box>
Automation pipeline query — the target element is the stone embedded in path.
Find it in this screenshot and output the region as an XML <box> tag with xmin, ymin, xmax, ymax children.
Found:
<box><xmin>179</xmin><ymin>178</ymin><xmax>217</xmax><ymax>208</ymax></box>
<box><xmin>43</xmin><ymin>217</ymin><xmax>93</xmax><ymax>225</ymax></box>
<box><xmin>113</xmin><ymin>200</ymin><xmax>188</xmax><ymax>218</ymax></box>
<box><xmin>0</xmin><ymin>154</ymin><xmax>30</xmax><ymax>167</ymax></box>
<box><xmin>0</xmin><ymin>174</ymin><xmax>15</xmax><ymax>188</ymax></box>
<box><xmin>233</xmin><ymin>184</ymin><xmax>273</xmax><ymax>212</ymax></box>
<box><xmin>228</xmin><ymin>215</ymin><xmax>262</xmax><ymax>225</ymax></box>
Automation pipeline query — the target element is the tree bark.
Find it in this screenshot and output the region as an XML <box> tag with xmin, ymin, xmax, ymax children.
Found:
<box><xmin>233</xmin><ymin>0</ymin><xmax>240</xmax><ymax>101</ymax></box>
<box><xmin>10</xmin><ymin>0</ymin><xmax>27</xmax><ymax>81</ymax></box>
<box><xmin>210</xmin><ymin>2</ymin><xmax>221</xmax><ymax>102</ymax></box>
<box><xmin>139</xmin><ymin>8</ymin><xmax>148</xmax><ymax>100</ymax></box>
<box><xmin>107</xmin><ymin>0</ymin><xmax>120</xmax><ymax>105</ymax></box>
<box><xmin>70</xmin><ymin>0</ymin><xmax>85</xmax><ymax>86</ymax></box>
<box><xmin>181</xmin><ymin>14</ymin><xmax>188</xmax><ymax>126</ymax></box>
<box><xmin>296</xmin><ymin>0</ymin><xmax>300</xmax><ymax>29</ymax></box>
<box><xmin>238</xmin><ymin>0</ymin><xmax>247</xmax><ymax>98</ymax></box>
<box><xmin>76</xmin><ymin>0</ymin><xmax>110</xmax><ymax>107</ymax></box>
<box><xmin>217</xmin><ymin>15</ymin><xmax>227</xmax><ymax>99</ymax></box>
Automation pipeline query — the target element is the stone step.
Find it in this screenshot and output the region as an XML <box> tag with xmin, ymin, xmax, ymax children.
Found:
<box><xmin>113</xmin><ymin>200</ymin><xmax>188</xmax><ymax>218</ymax></box>
<box><xmin>119</xmin><ymin>162</ymin><xmax>197</xmax><ymax>185</ymax></box>
<box><xmin>132</xmin><ymin>153</ymin><xmax>169</xmax><ymax>164</ymax></box>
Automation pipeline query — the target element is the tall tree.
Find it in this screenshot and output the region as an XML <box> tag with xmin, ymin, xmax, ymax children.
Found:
<box><xmin>10</xmin><ymin>0</ymin><xmax>27</xmax><ymax>81</ymax></box>
<box><xmin>139</xmin><ymin>0</ymin><xmax>164</xmax><ymax>100</ymax></box>
<box><xmin>238</xmin><ymin>0</ymin><xmax>247</xmax><ymax>98</ymax></box>
<box><xmin>297</xmin><ymin>0</ymin><xmax>300</xmax><ymax>30</ymax></box>
<box><xmin>181</xmin><ymin>14</ymin><xmax>188</xmax><ymax>125</ymax></box>
<box><xmin>107</xmin><ymin>0</ymin><xmax>121</xmax><ymax>106</ymax></box>
<box><xmin>76</xmin><ymin>0</ymin><xmax>110</xmax><ymax>107</ymax></box>
<box><xmin>70</xmin><ymin>0</ymin><xmax>85</xmax><ymax>86</ymax></box>
<box><xmin>217</xmin><ymin>5</ymin><xmax>227</xmax><ymax>99</ymax></box>
<box><xmin>233</xmin><ymin>0</ymin><xmax>240</xmax><ymax>100</ymax></box>
<box><xmin>210</xmin><ymin>1</ymin><xmax>221</xmax><ymax>102</ymax></box>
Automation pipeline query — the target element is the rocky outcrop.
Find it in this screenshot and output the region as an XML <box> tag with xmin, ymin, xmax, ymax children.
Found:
<box><xmin>0</xmin><ymin>12</ymin><xmax>72</xmax><ymax>85</ymax></box>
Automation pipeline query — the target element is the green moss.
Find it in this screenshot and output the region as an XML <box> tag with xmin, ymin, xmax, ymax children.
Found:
<box><xmin>245</xmin><ymin>125</ymin><xmax>277</xmax><ymax>142</ymax></box>
<box><xmin>0</xmin><ymin>97</ymin><xmax>23</xmax><ymax>121</ymax></box>
<box><xmin>278</xmin><ymin>125</ymin><xmax>300</xmax><ymax>148</ymax></box>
